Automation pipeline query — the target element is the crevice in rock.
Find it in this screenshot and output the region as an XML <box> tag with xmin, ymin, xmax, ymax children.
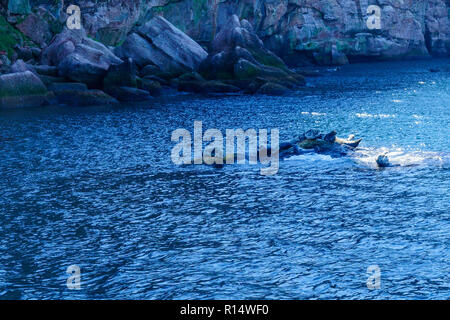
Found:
<box><xmin>424</xmin><ymin>27</ymin><xmax>433</xmax><ymax>56</ymax></box>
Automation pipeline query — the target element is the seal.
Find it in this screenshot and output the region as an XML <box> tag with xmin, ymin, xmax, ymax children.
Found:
<box><xmin>376</xmin><ymin>154</ymin><xmax>400</xmax><ymax>168</ymax></box>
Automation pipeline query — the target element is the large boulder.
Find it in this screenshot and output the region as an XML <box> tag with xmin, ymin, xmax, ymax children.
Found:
<box><xmin>103</xmin><ymin>58</ymin><xmax>137</xmax><ymax>90</ymax></box>
<box><xmin>41</xmin><ymin>28</ymin><xmax>122</xmax><ymax>87</ymax></box>
<box><xmin>15</xmin><ymin>13</ymin><xmax>52</xmax><ymax>47</ymax></box>
<box><xmin>114</xmin><ymin>33</ymin><xmax>155</xmax><ymax>68</ymax></box>
<box><xmin>115</xmin><ymin>16</ymin><xmax>207</xmax><ymax>75</ymax></box>
<box><xmin>57</xmin><ymin>52</ymin><xmax>108</xmax><ymax>87</ymax></box>
<box><xmin>198</xmin><ymin>15</ymin><xmax>304</xmax><ymax>94</ymax></box>
<box><xmin>0</xmin><ymin>71</ymin><xmax>49</xmax><ymax>108</ymax></box>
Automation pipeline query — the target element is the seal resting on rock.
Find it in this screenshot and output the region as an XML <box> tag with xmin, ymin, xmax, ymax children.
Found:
<box><xmin>191</xmin><ymin>130</ymin><xmax>362</xmax><ymax>169</ymax></box>
<box><xmin>292</xmin><ymin>130</ymin><xmax>362</xmax><ymax>157</ymax></box>
<box><xmin>224</xmin><ymin>130</ymin><xmax>362</xmax><ymax>164</ymax></box>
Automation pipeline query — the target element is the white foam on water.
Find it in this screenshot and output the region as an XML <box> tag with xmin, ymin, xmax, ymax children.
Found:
<box><xmin>284</xmin><ymin>153</ymin><xmax>354</xmax><ymax>169</ymax></box>
<box><xmin>286</xmin><ymin>153</ymin><xmax>336</xmax><ymax>162</ymax></box>
<box><xmin>356</xmin><ymin>113</ymin><xmax>396</xmax><ymax>118</ymax></box>
<box><xmin>353</xmin><ymin>147</ymin><xmax>449</xmax><ymax>169</ymax></box>
<box><xmin>301</xmin><ymin>111</ymin><xmax>327</xmax><ymax>116</ymax></box>
<box><xmin>284</xmin><ymin>147</ymin><xmax>448</xmax><ymax>170</ymax></box>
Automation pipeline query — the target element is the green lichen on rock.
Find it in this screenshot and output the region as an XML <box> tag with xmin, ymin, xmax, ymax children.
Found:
<box><xmin>192</xmin><ymin>0</ymin><xmax>207</xmax><ymax>24</ymax></box>
<box><xmin>251</xmin><ymin>48</ymin><xmax>287</xmax><ymax>70</ymax></box>
<box><xmin>8</xmin><ymin>0</ymin><xmax>31</xmax><ymax>15</ymax></box>
<box><xmin>0</xmin><ymin>15</ymin><xmax>33</xmax><ymax>58</ymax></box>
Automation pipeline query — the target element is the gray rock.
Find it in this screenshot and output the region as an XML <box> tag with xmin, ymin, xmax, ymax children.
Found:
<box><xmin>114</xmin><ymin>33</ymin><xmax>156</xmax><ymax>68</ymax></box>
<box><xmin>41</xmin><ymin>28</ymin><xmax>86</xmax><ymax>66</ymax></box>
<box><xmin>137</xmin><ymin>78</ymin><xmax>162</xmax><ymax>96</ymax></box>
<box><xmin>116</xmin><ymin>16</ymin><xmax>207</xmax><ymax>75</ymax></box>
<box><xmin>16</xmin><ymin>13</ymin><xmax>52</xmax><ymax>47</ymax></box>
<box><xmin>0</xmin><ymin>71</ymin><xmax>49</xmax><ymax>108</ymax></box>
<box><xmin>10</xmin><ymin>59</ymin><xmax>36</xmax><ymax>74</ymax></box>
<box><xmin>331</xmin><ymin>45</ymin><xmax>349</xmax><ymax>66</ymax></box>
<box><xmin>143</xmin><ymin>75</ymin><xmax>168</xmax><ymax>86</ymax></box>
<box><xmin>54</xmin><ymin>89</ymin><xmax>118</xmax><ymax>106</ymax></box>
<box><xmin>39</xmin><ymin>75</ymin><xmax>66</xmax><ymax>87</ymax></box>
<box><xmin>256</xmin><ymin>82</ymin><xmax>290</xmax><ymax>95</ymax></box>
<box><xmin>108</xmin><ymin>86</ymin><xmax>152</xmax><ymax>102</ymax></box>
<box><xmin>8</xmin><ymin>0</ymin><xmax>31</xmax><ymax>14</ymax></box>
<box><xmin>103</xmin><ymin>58</ymin><xmax>137</xmax><ymax>89</ymax></box>
<box><xmin>34</xmin><ymin>65</ymin><xmax>59</xmax><ymax>77</ymax></box>
<box><xmin>41</xmin><ymin>28</ymin><xmax>122</xmax><ymax>87</ymax></box>
<box><xmin>140</xmin><ymin>64</ymin><xmax>163</xmax><ymax>77</ymax></box>
<box><xmin>15</xmin><ymin>46</ymin><xmax>33</xmax><ymax>62</ymax></box>
<box><xmin>233</xmin><ymin>59</ymin><xmax>262</xmax><ymax>79</ymax></box>
<box><xmin>178</xmin><ymin>72</ymin><xmax>205</xmax><ymax>82</ymax></box>
<box><xmin>199</xmin><ymin>14</ymin><xmax>302</xmax><ymax>94</ymax></box>
<box><xmin>31</xmin><ymin>48</ymin><xmax>42</xmax><ymax>59</ymax></box>
<box><xmin>81</xmin><ymin>37</ymin><xmax>123</xmax><ymax>66</ymax></box>
<box><xmin>58</xmin><ymin>52</ymin><xmax>109</xmax><ymax>87</ymax></box>
<box><xmin>47</xmin><ymin>0</ymin><xmax>449</xmax><ymax>63</ymax></box>
<box><xmin>49</xmin><ymin>82</ymin><xmax>88</xmax><ymax>92</ymax></box>
<box><xmin>0</xmin><ymin>55</ymin><xmax>11</xmax><ymax>68</ymax></box>
<box><xmin>200</xmin><ymin>81</ymin><xmax>241</xmax><ymax>93</ymax></box>
<box><xmin>136</xmin><ymin>16</ymin><xmax>208</xmax><ymax>73</ymax></box>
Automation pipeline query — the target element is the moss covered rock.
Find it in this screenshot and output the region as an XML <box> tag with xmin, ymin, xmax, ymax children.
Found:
<box><xmin>0</xmin><ymin>70</ymin><xmax>49</xmax><ymax>108</ymax></box>
<box><xmin>7</xmin><ymin>0</ymin><xmax>31</xmax><ymax>15</ymax></box>
<box><xmin>0</xmin><ymin>15</ymin><xmax>33</xmax><ymax>59</ymax></box>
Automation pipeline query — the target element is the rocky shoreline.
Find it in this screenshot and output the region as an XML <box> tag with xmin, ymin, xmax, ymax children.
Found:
<box><xmin>1</xmin><ymin>12</ymin><xmax>310</xmax><ymax>108</ymax></box>
<box><xmin>0</xmin><ymin>0</ymin><xmax>449</xmax><ymax>108</ymax></box>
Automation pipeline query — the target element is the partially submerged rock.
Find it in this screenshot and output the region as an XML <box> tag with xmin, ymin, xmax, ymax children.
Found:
<box><xmin>53</xmin><ymin>89</ymin><xmax>118</xmax><ymax>106</ymax></box>
<box><xmin>103</xmin><ymin>58</ymin><xmax>137</xmax><ymax>89</ymax></box>
<box><xmin>282</xmin><ymin>130</ymin><xmax>363</xmax><ymax>158</ymax></box>
<box><xmin>108</xmin><ymin>86</ymin><xmax>152</xmax><ymax>102</ymax></box>
<box><xmin>257</xmin><ymin>82</ymin><xmax>290</xmax><ymax>95</ymax></box>
<box><xmin>204</xmin><ymin>129</ymin><xmax>363</xmax><ymax>170</ymax></box>
<box><xmin>0</xmin><ymin>71</ymin><xmax>49</xmax><ymax>108</ymax></box>
<box><xmin>200</xmin><ymin>81</ymin><xmax>241</xmax><ymax>94</ymax></box>
<box><xmin>137</xmin><ymin>78</ymin><xmax>161</xmax><ymax>96</ymax></box>
<box><xmin>57</xmin><ymin>52</ymin><xmax>109</xmax><ymax>87</ymax></box>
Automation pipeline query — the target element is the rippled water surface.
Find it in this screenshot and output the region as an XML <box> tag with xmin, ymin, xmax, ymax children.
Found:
<box><xmin>0</xmin><ymin>59</ymin><xmax>449</xmax><ymax>299</ymax></box>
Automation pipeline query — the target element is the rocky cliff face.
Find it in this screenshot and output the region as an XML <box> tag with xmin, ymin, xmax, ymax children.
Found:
<box><xmin>3</xmin><ymin>0</ymin><xmax>450</xmax><ymax>66</ymax></box>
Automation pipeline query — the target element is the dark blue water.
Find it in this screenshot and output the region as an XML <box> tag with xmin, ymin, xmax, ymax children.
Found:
<box><xmin>0</xmin><ymin>59</ymin><xmax>449</xmax><ymax>299</ymax></box>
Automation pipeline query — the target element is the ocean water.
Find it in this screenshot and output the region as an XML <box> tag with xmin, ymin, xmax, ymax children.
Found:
<box><xmin>0</xmin><ymin>59</ymin><xmax>449</xmax><ymax>299</ymax></box>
